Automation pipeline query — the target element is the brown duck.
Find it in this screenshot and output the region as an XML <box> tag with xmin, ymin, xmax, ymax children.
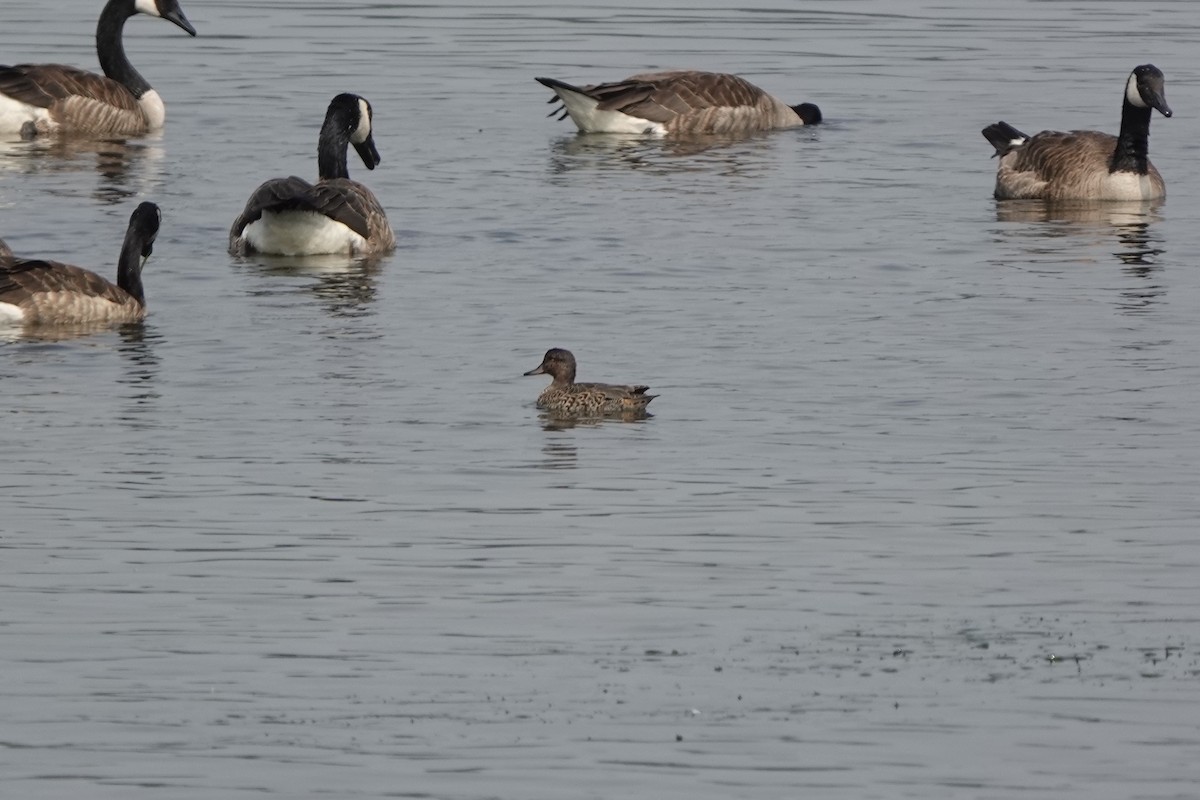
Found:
<box><xmin>524</xmin><ymin>348</ymin><xmax>657</xmax><ymax>419</ymax></box>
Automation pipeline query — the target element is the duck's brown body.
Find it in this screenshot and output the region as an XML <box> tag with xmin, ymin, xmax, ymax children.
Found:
<box><xmin>524</xmin><ymin>348</ymin><xmax>656</xmax><ymax>419</ymax></box>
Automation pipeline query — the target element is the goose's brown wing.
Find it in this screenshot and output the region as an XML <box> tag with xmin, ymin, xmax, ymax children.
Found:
<box><xmin>0</xmin><ymin>63</ymin><xmax>140</xmax><ymax>111</ymax></box>
<box><xmin>0</xmin><ymin>260</ymin><xmax>124</xmax><ymax>305</ymax></box>
<box><xmin>591</xmin><ymin>71</ymin><xmax>766</xmax><ymax>123</ymax></box>
<box><xmin>1008</xmin><ymin>130</ymin><xmax>1116</xmax><ymax>181</ymax></box>
<box><xmin>230</xmin><ymin>176</ymin><xmax>373</xmax><ymax>239</ymax></box>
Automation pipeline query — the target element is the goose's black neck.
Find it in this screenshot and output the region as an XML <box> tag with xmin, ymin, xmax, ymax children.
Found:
<box><xmin>316</xmin><ymin>115</ymin><xmax>352</xmax><ymax>181</ymax></box>
<box><xmin>96</xmin><ymin>0</ymin><xmax>151</xmax><ymax>99</ymax></box>
<box><xmin>116</xmin><ymin>226</ymin><xmax>148</xmax><ymax>305</ymax></box>
<box><xmin>1109</xmin><ymin>99</ymin><xmax>1152</xmax><ymax>175</ymax></box>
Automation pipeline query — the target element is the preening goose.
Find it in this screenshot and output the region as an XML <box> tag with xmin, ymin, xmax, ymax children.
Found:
<box><xmin>0</xmin><ymin>202</ymin><xmax>160</xmax><ymax>325</ymax></box>
<box><xmin>229</xmin><ymin>93</ymin><xmax>395</xmax><ymax>256</ymax></box>
<box><xmin>0</xmin><ymin>0</ymin><xmax>196</xmax><ymax>139</ymax></box>
<box><xmin>523</xmin><ymin>348</ymin><xmax>657</xmax><ymax>419</ymax></box>
<box><xmin>982</xmin><ymin>65</ymin><xmax>1172</xmax><ymax>201</ymax></box>
<box><xmin>536</xmin><ymin>70</ymin><xmax>821</xmax><ymax>136</ymax></box>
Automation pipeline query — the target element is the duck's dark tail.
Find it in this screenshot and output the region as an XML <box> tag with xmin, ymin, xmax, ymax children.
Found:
<box><xmin>982</xmin><ymin>121</ymin><xmax>1028</xmax><ymax>158</ymax></box>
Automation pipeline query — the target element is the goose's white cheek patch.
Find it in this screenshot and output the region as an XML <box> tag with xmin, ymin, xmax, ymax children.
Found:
<box><xmin>134</xmin><ymin>0</ymin><xmax>162</xmax><ymax>17</ymax></box>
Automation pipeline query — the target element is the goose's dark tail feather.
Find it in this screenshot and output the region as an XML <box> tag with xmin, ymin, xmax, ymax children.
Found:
<box><xmin>536</xmin><ymin>77</ymin><xmax>586</xmax><ymax>121</ymax></box>
<box><xmin>982</xmin><ymin>121</ymin><xmax>1029</xmax><ymax>158</ymax></box>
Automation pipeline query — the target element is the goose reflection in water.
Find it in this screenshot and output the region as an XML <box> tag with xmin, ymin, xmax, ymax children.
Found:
<box><xmin>238</xmin><ymin>254</ymin><xmax>385</xmax><ymax>318</ymax></box>
<box><xmin>0</xmin><ymin>136</ymin><xmax>163</xmax><ymax>204</ymax></box>
<box><xmin>994</xmin><ymin>199</ymin><xmax>1166</xmax><ymax>313</ymax></box>
<box><xmin>0</xmin><ymin>319</ymin><xmax>138</xmax><ymax>344</ymax></box>
<box><xmin>114</xmin><ymin>324</ymin><xmax>162</xmax><ymax>428</ymax></box>
<box><xmin>995</xmin><ymin>198</ymin><xmax>1161</xmax><ymax>228</ymax></box>
<box><xmin>546</xmin><ymin>128</ymin><xmax>813</xmax><ymax>177</ymax></box>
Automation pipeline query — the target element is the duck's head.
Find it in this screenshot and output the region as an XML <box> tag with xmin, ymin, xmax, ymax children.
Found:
<box><xmin>524</xmin><ymin>348</ymin><xmax>577</xmax><ymax>383</ymax></box>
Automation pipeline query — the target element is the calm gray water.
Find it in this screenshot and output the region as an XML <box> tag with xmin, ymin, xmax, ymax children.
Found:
<box><xmin>2</xmin><ymin>1</ymin><xmax>1200</xmax><ymax>797</ymax></box>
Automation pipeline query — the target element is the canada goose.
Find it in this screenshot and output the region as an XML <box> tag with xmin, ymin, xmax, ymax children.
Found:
<box><xmin>524</xmin><ymin>348</ymin><xmax>657</xmax><ymax>418</ymax></box>
<box><xmin>0</xmin><ymin>202</ymin><xmax>160</xmax><ymax>325</ymax></box>
<box><xmin>982</xmin><ymin>65</ymin><xmax>1172</xmax><ymax>201</ymax></box>
<box><xmin>536</xmin><ymin>70</ymin><xmax>821</xmax><ymax>136</ymax></box>
<box><xmin>0</xmin><ymin>0</ymin><xmax>196</xmax><ymax>139</ymax></box>
<box><xmin>229</xmin><ymin>93</ymin><xmax>395</xmax><ymax>256</ymax></box>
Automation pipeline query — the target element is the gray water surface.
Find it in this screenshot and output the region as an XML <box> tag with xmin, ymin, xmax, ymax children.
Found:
<box><xmin>2</xmin><ymin>1</ymin><xmax>1200</xmax><ymax>798</ymax></box>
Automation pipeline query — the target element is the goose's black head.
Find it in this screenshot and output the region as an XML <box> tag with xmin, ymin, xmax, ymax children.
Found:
<box><xmin>128</xmin><ymin>201</ymin><xmax>161</xmax><ymax>259</ymax></box>
<box><xmin>1127</xmin><ymin>64</ymin><xmax>1171</xmax><ymax>118</ymax></box>
<box><xmin>127</xmin><ymin>0</ymin><xmax>197</xmax><ymax>36</ymax></box>
<box><xmin>326</xmin><ymin>93</ymin><xmax>382</xmax><ymax>171</ymax></box>
<box><xmin>791</xmin><ymin>102</ymin><xmax>822</xmax><ymax>125</ymax></box>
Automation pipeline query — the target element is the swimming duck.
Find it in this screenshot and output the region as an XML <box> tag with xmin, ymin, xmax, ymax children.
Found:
<box><xmin>229</xmin><ymin>93</ymin><xmax>395</xmax><ymax>256</ymax></box>
<box><xmin>536</xmin><ymin>70</ymin><xmax>821</xmax><ymax>136</ymax></box>
<box><xmin>0</xmin><ymin>202</ymin><xmax>160</xmax><ymax>325</ymax></box>
<box><xmin>523</xmin><ymin>348</ymin><xmax>656</xmax><ymax>418</ymax></box>
<box><xmin>0</xmin><ymin>0</ymin><xmax>197</xmax><ymax>138</ymax></box>
<box><xmin>982</xmin><ymin>64</ymin><xmax>1172</xmax><ymax>201</ymax></box>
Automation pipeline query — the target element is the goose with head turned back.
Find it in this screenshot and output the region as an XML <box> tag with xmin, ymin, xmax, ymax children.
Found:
<box><xmin>229</xmin><ymin>93</ymin><xmax>395</xmax><ymax>256</ymax></box>
<box><xmin>536</xmin><ymin>70</ymin><xmax>821</xmax><ymax>136</ymax></box>
<box><xmin>982</xmin><ymin>64</ymin><xmax>1172</xmax><ymax>201</ymax></box>
<box><xmin>0</xmin><ymin>0</ymin><xmax>197</xmax><ymax>139</ymax></box>
<box><xmin>0</xmin><ymin>202</ymin><xmax>161</xmax><ymax>326</ymax></box>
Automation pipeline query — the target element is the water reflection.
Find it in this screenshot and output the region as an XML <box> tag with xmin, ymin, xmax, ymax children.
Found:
<box><xmin>115</xmin><ymin>324</ymin><xmax>162</xmax><ymax>429</ymax></box>
<box><xmin>546</xmin><ymin>129</ymin><xmax>800</xmax><ymax>176</ymax></box>
<box><xmin>0</xmin><ymin>136</ymin><xmax>164</xmax><ymax>204</ymax></box>
<box><xmin>532</xmin><ymin>414</ymin><xmax>655</xmax><ymax>471</ymax></box>
<box><xmin>536</xmin><ymin>428</ymin><xmax>579</xmax><ymax>469</ymax></box>
<box><xmin>0</xmin><ymin>320</ymin><xmax>144</xmax><ymax>344</ymax></box>
<box><xmin>993</xmin><ymin>199</ymin><xmax>1164</xmax><ymax>260</ymax></box>
<box><xmin>537</xmin><ymin>414</ymin><xmax>653</xmax><ymax>431</ymax></box>
<box><xmin>238</xmin><ymin>254</ymin><xmax>384</xmax><ymax>317</ymax></box>
<box><xmin>993</xmin><ymin>199</ymin><xmax>1166</xmax><ymax>312</ymax></box>
<box><xmin>995</xmin><ymin>198</ymin><xmax>1161</xmax><ymax>220</ymax></box>
<box><xmin>995</xmin><ymin>200</ymin><xmax>1162</xmax><ymax>254</ymax></box>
